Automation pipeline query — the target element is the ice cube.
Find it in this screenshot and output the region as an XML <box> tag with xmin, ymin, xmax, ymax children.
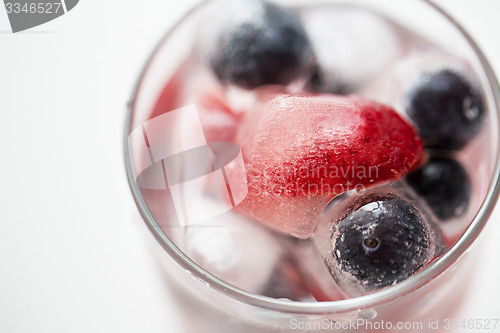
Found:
<box><xmin>291</xmin><ymin>237</ymin><xmax>348</xmax><ymax>302</ymax></box>
<box><xmin>169</xmin><ymin>205</ymin><xmax>309</xmax><ymax>298</ymax></box>
<box><xmin>234</xmin><ymin>89</ymin><xmax>423</xmax><ymax>239</ymax></box>
<box><xmin>361</xmin><ymin>51</ymin><xmax>480</xmax><ymax>114</ymax></box>
<box><xmin>313</xmin><ymin>184</ymin><xmax>443</xmax><ymax>297</ymax></box>
<box><xmin>301</xmin><ymin>5</ymin><xmax>403</xmax><ymax>94</ymax></box>
<box><xmin>175</xmin><ymin>64</ymin><xmax>241</xmax><ymax>143</ymax></box>
<box><xmin>200</xmin><ymin>0</ymin><xmax>314</xmax><ymax>90</ymax></box>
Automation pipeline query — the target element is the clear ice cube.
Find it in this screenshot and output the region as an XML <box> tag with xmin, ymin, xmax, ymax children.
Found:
<box><xmin>312</xmin><ymin>183</ymin><xmax>443</xmax><ymax>297</ymax></box>
<box><xmin>169</xmin><ymin>205</ymin><xmax>309</xmax><ymax>299</ymax></box>
<box><xmin>301</xmin><ymin>5</ymin><xmax>402</xmax><ymax>93</ymax></box>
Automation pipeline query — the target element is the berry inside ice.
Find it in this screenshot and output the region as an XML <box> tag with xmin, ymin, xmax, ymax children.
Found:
<box><xmin>327</xmin><ymin>196</ymin><xmax>442</xmax><ymax>296</ymax></box>
<box><xmin>234</xmin><ymin>92</ymin><xmax>424</xmax><ymax>238</ymax></box>
<box><xmin>406</xmin><ymin>70</ymin><xmax>485</xmax><ymax>150</ymax></box>
<box><xmin>209</xmin><ymin>0</ymin><xmax>313</xmax><ymax>89</ymax></box>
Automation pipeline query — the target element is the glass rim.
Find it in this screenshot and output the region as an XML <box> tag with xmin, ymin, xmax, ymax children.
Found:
<box><xmin>123</xmin><ymin>0</ymin><xmax>500</xmax><ymax>314</ymax></box>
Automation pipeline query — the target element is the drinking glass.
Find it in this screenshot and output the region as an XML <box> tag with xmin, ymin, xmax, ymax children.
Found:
<box><xmin>124</xmin><ymin>0</ymin><xmax>500</xmax><ymax>331</ymax></box>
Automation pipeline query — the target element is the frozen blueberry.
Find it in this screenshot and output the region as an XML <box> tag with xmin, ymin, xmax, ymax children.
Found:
<box><xmin>330</xmin><ymin>196</ymin><xmax>439</xmax><ymax>295</ymax></box>
<box><xmin>406</xmin><ymin>157</ymin><xmax>470</xmax><ymax>220</ymax></box>
<box><xmin>406</xmin><ymin>70</ymin><xmax>485</xmax><ymax>150</ymax></box>
<box><xmin>210</xmin><ymin>0</ymin><xmax>313</xmax><ymax>89</ymax></box>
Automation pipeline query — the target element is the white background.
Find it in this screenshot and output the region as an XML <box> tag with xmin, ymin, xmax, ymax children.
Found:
<box><xmin>1</xmin><ymin>1</ymin><xmax>500</xmax><ymax>332</ymax></box>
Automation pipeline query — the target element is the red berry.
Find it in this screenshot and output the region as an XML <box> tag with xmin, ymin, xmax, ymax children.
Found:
<box><xmin>234</xmin><ymin>91</ymin><xmax>424</xmax><ymax>238</ymax></box>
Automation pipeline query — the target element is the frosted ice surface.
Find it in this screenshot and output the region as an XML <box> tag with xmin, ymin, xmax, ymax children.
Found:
<box><xmin>301</xmin><ymin>6</ymin><xmax>402</xmax><ymax>93</ymax></box>
<box><xmin>292</xmin><ymin>238</ymin><xmax>347</xmax><ymax>301</ymax></box>
<box><xmin>313</xmin><ymin>183</ymin><xmax>443</xmax><ymax>297</ymax></box>
<box><xmin>171</xmin><ymin>205</ymin><xmax>285</xmax><ymax>294</ymax></box>
<box><xmin>361</xmin><ymin>51</ymin><xmax>478</xmax><ymax>114</ymax></box>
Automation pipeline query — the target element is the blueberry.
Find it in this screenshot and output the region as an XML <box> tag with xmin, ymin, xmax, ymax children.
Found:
<box><xmin>210</xmin><ymin>0</ymin><xmax>313</xmax><ymax>89</ymax></box>
<box><xmin>406</xmin><ymin>157</ymin><xmax>470</xmax><ymax>220</ymax></box>
<box><xmin>406</xmin><ymin>70</ymin><xmax>485</xmax><ymax>150</ymax></box>
<box><xmin>330</xmin><ymin>196</ymin><xmax>439</xmax><ymax>295</ymax></box>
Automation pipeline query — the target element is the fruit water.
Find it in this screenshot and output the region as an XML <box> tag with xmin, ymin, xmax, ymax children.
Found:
<box><xmin>127</xmin><ymin>0</ymin><xmax>494</xmax><ymax>310</ymax></box>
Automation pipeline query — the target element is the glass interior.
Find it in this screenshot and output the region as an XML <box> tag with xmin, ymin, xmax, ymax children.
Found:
<box><xmin>124</xmin><ymin>0</ymin><xmax>500</xmax><ymax>317</ymax></box>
